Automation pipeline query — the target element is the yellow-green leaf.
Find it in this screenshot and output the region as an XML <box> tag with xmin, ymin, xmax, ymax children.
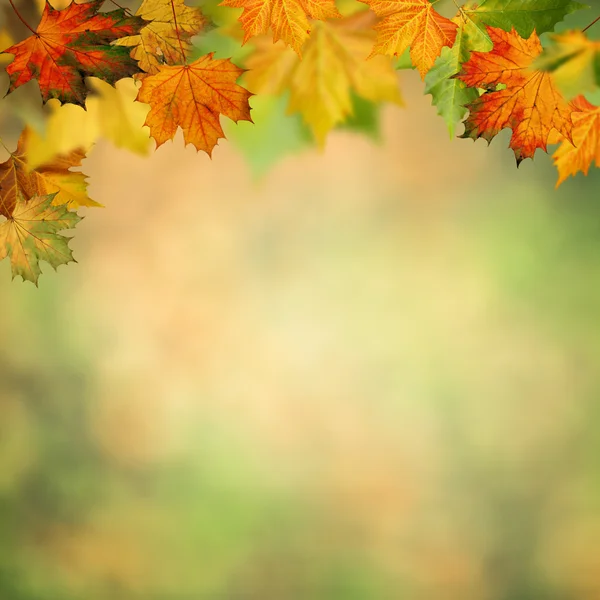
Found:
<box><xmin>0</xmin><ymin>193</ymin><xmax>82</xmax><ymax>285</ymax></box>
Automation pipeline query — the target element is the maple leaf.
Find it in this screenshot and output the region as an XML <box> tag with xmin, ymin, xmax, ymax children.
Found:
<box><xmin>535</xmin><ymin>30</ymin><xmax>600</xmax><ymax>100</ymax></box>
<box><xmin>114</xmin><ymin>0</ymin><xmax>208</xmax><ymax>77</ymax></box>
<box><xmin>457</xmin><ymin>26</ymin><xmax>577</xmax><ymax>164</ymax></box>
<box><xmin>425</xmin><ymin>0</ymin><xmax>587</xmax><ymax>136</ymax></box>
<box><xmin>136</xmin><ymin>54</ymin><xmax>253</xmax><ymax>154</ymax></box>
<box><xmin>220</xmin><ymin>0</ymin><xmax>341</xmax><ymax>57</ymax></box>
<box><xmin>25</xmin><ymin>79</ymin><xmax>151</xmax><ymax>167</ymax></box>
<box><xmin>358</xmin><ymin>0</ymin><xmax>457</xmax><ymax>78</ymax></box>
<box><xmin>552</xmin><ymin>96</ymin><xmax>600</xmax><ymax>186</ymax></box>
<box><xmin>0</xmin><ymin>193</ymin><xmax>82</xmax><ymax>285</ymax></box>
<box><xmin>0</xmin><ymin>127</ymin><xmax>98</xmax><ymax>216</ymax></box>
<box><xmin>425</xmin><ymin>16</ymin><xmax>491</xmax><ymax>136</ymax></box>
<box><xmin>245</xmin><ymin>12</ymin><xmax>403</xmax><ymax>145</ymax></box>
<box><xmin>2</xmin><ymin>0</ymin><xmax>146</xmax><ymax>106</ymax></box>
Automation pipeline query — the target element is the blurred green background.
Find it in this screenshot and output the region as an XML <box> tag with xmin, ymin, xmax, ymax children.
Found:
<box><xmin>2</xmin><ymin>2</ymin><xmax>600</xmax><ymax>599</ymax></box>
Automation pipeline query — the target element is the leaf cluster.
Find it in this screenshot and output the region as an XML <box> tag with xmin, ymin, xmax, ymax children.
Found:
<box><xmin>0</xmin><ymin>0</ymin><xmax>598</xmax><ymax>283</ymax></box>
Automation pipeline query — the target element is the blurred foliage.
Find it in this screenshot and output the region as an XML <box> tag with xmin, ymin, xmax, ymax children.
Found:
<box><xmin>1</xmin><ymin>106</ymin><xmax>600</xmax><ymax>596</ymax></box>
<box><xmin>1</xmin><ymin>1</ymin><xmax>600</xmax><ymax>598</ymax></box>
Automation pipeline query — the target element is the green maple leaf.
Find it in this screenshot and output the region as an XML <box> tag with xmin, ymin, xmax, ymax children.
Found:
<box><xmin>425</xmin><ymin>19</ymin><xmax>491</xmax><ymax>137</ymax></box>
<box><xmin>0</xmin><ymin>193</ymin><xmax>82</xmax><ymax>285</ymax></box>
<box><xmin>462</xmin><ymin>0</ymin><xmax>589</xmax><ymax>38</ymax></box>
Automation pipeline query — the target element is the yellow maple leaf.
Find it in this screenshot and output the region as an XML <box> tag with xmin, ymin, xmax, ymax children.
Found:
<box><xmin>244</xmin><ymin>12</ymin><xmax>403</xmax><ymax>145</ymax></box>
<box><xmin>535</xmin><ymin>30</ymin><xmax>600</xmax><ymax>100</ymax></box>
<box><xmin>136</xmin><ymin>54</ymin><xmax>253</xmax><ymax>154</ymax></box>
<box><xmin>0</xmin><ymin>127</ymin><xmax>98</xmax><ymax>213</ymax></box>
<box><xmin>26</xmin><ymin>78</ymin><xmax>151</xmax><ymax>167</ymax></box>
<box><xmin>359</xmin><ymin>0</ymin><xmax>457</xmax><ymax>78</ymax></box>
<box><xmin>552</xmin><ymin>96</ymin><xmax>600</xmax><ymax>187</ymax></box>
<box><xmin>220</xmin><ymin>0</ymin><xmax>341</xmax><ymax>56</ymax></box>
<box><xmin>115</xmin><ymin>0</ymin><xmax>208</xmax><ymax>76</ymax></box>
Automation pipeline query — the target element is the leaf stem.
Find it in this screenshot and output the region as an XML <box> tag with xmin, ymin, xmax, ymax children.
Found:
<box><xmin>7</xmin><ymin>0</ymin><xmax>37</xmax><ymax>35</ymax></box>
<box><xmin>107</xmin><ymin>0</ymin><xmax>133</xmax><ymax>16</ymax></box>
<box><xmin>170</xmin><ymin>0</ymin><xmax>187</xmax><ymax>63</ymax></box>
<box><xmin>582</xmin><ymin>15</ymin><xmax>600</xmax><ymax>33</ymax></box>
<box><xmin>0</xmin><ymin>135</ymin><xmax>12</xmax><ymax>155</ymax></box>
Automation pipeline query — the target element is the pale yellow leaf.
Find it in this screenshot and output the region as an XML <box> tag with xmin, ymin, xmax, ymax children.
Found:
<box><xmin>26</xmin><ymin>78</ymin><xmax>151</xmax><ymax>168</ymax></box>
<box><xmin>245</xmin><ymin>12</ymin><xmax>403</xmax><ymax>145</ymax></box>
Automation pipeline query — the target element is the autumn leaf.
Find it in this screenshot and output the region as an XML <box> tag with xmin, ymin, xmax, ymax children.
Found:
<box><xmin>457</xmin><ymin>26</ymin><xmax>577</xmax><ymax>164</ymax></box>
<box><xmin>136</xmin><ymin>54</ymin><xmax>253</xmax><ymax>154</ymax></box>
<box><xmin>358</xmin><ymin>0</ymin><xmax>457</xmax><ymax>78</ymax></box>
<box><xmin>3</xmin><ymin>0</ymin><xmax>146</xmax><ymax>106</ymax></box>
<box><xmin>552</xmin><ymin>96</ymin><xmax>600</xmax><ymax>186</ymax></box>
<box><xmin>114</xmin><ymin>0</ymin><xmax>208</xmax><ymax>77</ymax></box>
<box><xmin>245</xmin><ymin>13</ymin><xmax>403</xmax><ymax>145</ymax></box>
<box><xmin>0</xmin><ymin>127</ymin><xmax>97</xmax><ymax>214</ymax></box>
<box><xmin>0</xmin><ymin>193</ymin><xmax>82</xmax><ymax>285</ymax></box>
<box><xmin>535</xmin><ymin>31</ymin><xmax>600</xmax><ymax>100</ymax></box>
<box><xmin>25</xmin><ymin>78</ymin><xmax>151</xmax><ymax>167</ymax></box>
<box><xmin>425</xmin><ymin>0</ymin><xmax>586</xmax><ymax>136</ymax></box>
<box><xmin>220</xmin><ymin>0</ymin><xmax>341</xmax><ymax>57</ymax></box>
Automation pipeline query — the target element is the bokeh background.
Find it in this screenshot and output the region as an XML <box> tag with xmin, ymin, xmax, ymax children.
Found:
<box><xmin>2</xmin><ymin>1</ymin><xmax>600</xmax><ymax>599</ymax></box>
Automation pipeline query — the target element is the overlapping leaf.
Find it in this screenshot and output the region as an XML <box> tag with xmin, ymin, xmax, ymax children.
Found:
<box><xmin>0</xmin><ymin>127</ymin><xmax>97</xmax><ymax>214</ymax></box>
<box><xmin>220</xmin><ymin>0</ymin><xmax>341</xmax><ymax>56</ymax></box>
<box><xmin>425</xmin><ymin>0</ymin><xmax>586</xmax><ymax>136</ymax></box>
<box><xmin>115</xmin><ymin>0</ymin><xmax>208</xmax><ymax>77</ymax></box>
<box><xmin>458</xmin><ymin>26</ymin><xmax>577</xmax><ymax>164</ymax></box>
<box><xmin>137</xmin><ymin>54</ymin><xmax>253</xmax><ymax>154</ymax></box>
<box><xmin>425</xmin><ymin>17</ymin><xmax>491</xmax><ymax>136</ymax></box>
<box><xmin>552</xmin><ymin>96</ymin><xmax>600</xmax><ymax>186</ymax></box>
<box><xmin>2</xmin><ymin>0</ymin><xmax>145</xmax><ymax>106</ymax></box>
<box><xmin>0</xmin><ymin>193</ymin><xmax>81</xmax><ymax>284</ymax></box>
<box><xmin>360</xmin><ymin>0</ymin><xmax>457</xmax><ymax>78</ymax></box>
<box><xmin>245</xmin><ymin>12</ymin><xmax>403</xmax><ymax>145</ymax></box>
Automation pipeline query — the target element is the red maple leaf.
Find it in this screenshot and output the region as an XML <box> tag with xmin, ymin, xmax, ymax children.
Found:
<box><xmin>3</xmin><ymin>0</ymin><xmax>146</xmax><ymax>106</ymax></box>
<box><xmin>457</xmin><ymin>26</ymin><xmax>577</xmax><ymax>164</ymax></box>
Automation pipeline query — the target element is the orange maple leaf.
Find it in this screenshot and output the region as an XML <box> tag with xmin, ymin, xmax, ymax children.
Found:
<box><xmin>3</xmin><ymin>0</ymin><xmax>145</xmax><ymax>106</ymax></box>
<box><xmin>0</xmin><ymin>127</ymin><xmax>98</xmax><ymax>216</ymax></box>
<box><xmin>220</xmin><ymin>0</ymin><xmax>341</xmax><ymax>57</ymax></box>
<box><xmin>136</xmin><ymin>54</ymin><xmax>253</xmax><ymax>155</ymax></box>
<box><xmin>359</xmin><ymin>0</ymin><xmax>457</xmax><ymax>78</ymax></box>
<box><xmin>457</xmin><ymin>26</ymin><xmax>577</xmax><ymax>164</ymax></box>
<box><xmin>552</xmin><ymin>96</ymin><xmax>600</xmax><ymax>187</ymax></box>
